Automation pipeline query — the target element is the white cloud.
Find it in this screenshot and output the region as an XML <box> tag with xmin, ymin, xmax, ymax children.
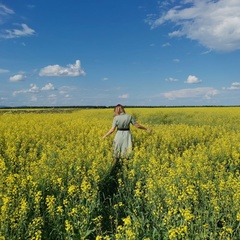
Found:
<box><xmin>29</xmin><ymin>84</ymin><xmax>39</xmax><ymax>93</ymax></box>
<box><xmin>1</xmin><ymin>23</ymin><xmax>35</xmax><ymax>39</ymax></box>
<box><xmin>0</xmin><ymin>4</ymin><xmax>14</xmax><ymax>24</ymax></box>
<box><xmin>0</xmin><ymin>68</ymin><xmax>9</xmax><ymax>73</ymax></box>
<box><xmin>0</xmin><ymin>4</ymin><xmax>14</xmax><ymax>14</ymax></box>
<box><xmin>59</xmin><ymin>86</ymin><xmax>76</xmax><ymax>91</ymax></box>
<box><xmin>162</xmin><ymin>42</ymin><xmax>171</xmax><ymax>47</ymax></box>
<box><xmin>163</xmin><ymin>87</ymin><xmax>219</xmax><ymax>100</ymax></box>
<box><xmin>185</xmin><ymin>75</ymin><xmax>202</xmax><ymax>84</ymax></box>
<box><xmin>148</xmin><ymin>0</ymin><xmax>240</xmax><ymax>51</ymax></box>
<box><xmin>39</xmin><ymin>60</ymin><xmax>86</xmax><ymax>77</ymax></box>
<box><xmin>223</xmin><ymin>82</ymin><xmax>240</xmax><ymax>90</ymax></box>
<box><xmin>13</xmin><ymin>83</ymin><xmax>54</xmax><ymax>96</ymax></box>
<box><xmin>0</xmin><ymin>97</ymin><xmax>8</xmax><ymax>101</ymax></box>
<box><xmin>119</xmin><ymin>94</ymin><xmax>128</xmax><ymax>99</ymax></box>
<box><xmin>165</xmin><ymin>77</ymin><xmax>178</xmax><ymax>82</ymax></box>
<box><xmin>41</xmin><ymin>83</ymin><xmax>56</xmax><ymax>91</ymax></box>
<box><xmin>13</xmin><ymin>84</ymin><xmax>39</xmax><ymax>95</ymax></box>
<box><xmin>0</xmin><ymin>4</ymin><xmax>35</xmax><ymax>39</ymax></box>
<box><xmin>13</xmin><ymin>89</ymin><xmax>28</xmax><ymax>96</ymax></box>
<box><xmin>48</xmin><ymin>94</ymin><xmax>57</xmax><ymax>99</ymax></box>
<box><xmin>169</xmin><ymin>31</ymin><xmax>184</xmax><ymax>38</ymax></box>
<box><xmin>9</xmin><ymin>74</ymin><xmax>26</xmax><ymax>82</ymax></box>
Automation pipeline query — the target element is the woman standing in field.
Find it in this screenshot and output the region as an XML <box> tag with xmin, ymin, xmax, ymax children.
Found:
<box><xmin>103</xmin><ymin>104</ymin><xmax>151</xmax><ymax>161</ymax></box>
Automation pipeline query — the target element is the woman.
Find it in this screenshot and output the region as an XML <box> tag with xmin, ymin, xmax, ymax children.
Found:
<box><xmin>103</xmin><ymin>104</ymin><xmax>151</xmax><ymax>160</ymax></box>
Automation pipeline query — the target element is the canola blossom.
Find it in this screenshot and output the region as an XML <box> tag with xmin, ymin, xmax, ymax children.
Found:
<box><xmin>0</xmin><ymin>107</ymin><xmax>240</xmax><ymax>239</ymax></box>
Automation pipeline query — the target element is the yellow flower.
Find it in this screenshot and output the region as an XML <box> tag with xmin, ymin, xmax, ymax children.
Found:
<box><xmin>237</xmin><ymin>212</ymin><xmax>240</xmax><ymax>221</ymax></box>
<box><xmin>56</xmin><ymin>206</ymin><xmax>63</xmax><ymax>214</ymax></box>
<box><xmin>45</xmin><ymin>195</ymin><xmax>56</xmax><ymax>216</ymax></box>
<box><xmin>123</xmin><ymin>216</ymin><xmax>131</xmax><ymax>226</ymax></box>
<box><xmin>65</xmin><ymin>220</ymin><xmax>74</xmax><ymax>234</ymax></box>
<box><xmin>68</xmin><ymin>185</ymin><xmax>76</xmax><ymax>195</ymax></box>
<box><xmin>1</xmin><ymin>107</ymin><xmax>240</xmax><ymax>239</ymax></box>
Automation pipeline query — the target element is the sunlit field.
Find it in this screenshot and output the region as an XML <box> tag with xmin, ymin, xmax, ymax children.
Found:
<box><xmin>0</xmin><ymin>107</ymin><xmax>240</xmax><ymax>239</ymax></box>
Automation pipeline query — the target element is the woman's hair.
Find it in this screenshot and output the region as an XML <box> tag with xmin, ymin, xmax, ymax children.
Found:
<box><xmin>114</xmin><ymin>104</ymin><xmax>125</xmax><ymax>116</ymax></box>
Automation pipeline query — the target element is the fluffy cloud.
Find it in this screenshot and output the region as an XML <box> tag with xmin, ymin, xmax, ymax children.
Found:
<box><xmin>185</xmin><ymin>75</ymin><xmax>202</xmax><ymax>84</ymax></box>
<box><xmin>148</xmin><ymin>0</ymin><xmax>240</xmax><ymax>51</ymax></box>
<box><xmin>223</xmin><ymin>82</ymin><xmax>240</xmax><ymax>90</ymax></box>
<box><xmin>28</xmin><ymin>84</ymin><xmax>39</xmax><ymax>93</ymax></box>
<box><xmin>39</xmin><ymin>60</ymin><xmax>86</xmax><ymax>77</ymax></box>
<box><xmin>41</xmin><ymin>83</ymin><xmax>56</xmax><ymax>91</ymax></box>
<box><xmin>163</xmin><ymin>87</ymin><xmax>219</xmax><ymax>100</ymax></box>
<box><xmin>9</xmin><ymin>74</ymin><xmax>26</xmax><ymax>82</ymax></box>
<box><xmin>13</xmin><ymin>83</ymin><xmax>56</xmax><ymax>96</ymax></box>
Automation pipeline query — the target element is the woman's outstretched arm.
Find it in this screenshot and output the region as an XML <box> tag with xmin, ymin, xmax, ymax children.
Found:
<box><xmin>134</xmin><ymin>123</ymin><xmax>152</xmax><ymax>132</ymax></box>
<box><xmin>102</xmin><ymin>127</ymin><xmax>115</xmax><ymax>139</ymax></box>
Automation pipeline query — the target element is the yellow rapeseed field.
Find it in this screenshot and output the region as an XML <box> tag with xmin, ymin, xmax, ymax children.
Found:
<box><xmin>0</xmin><ymin>107</ymin><xmax>240</xmax><ymax>239</ymax></box>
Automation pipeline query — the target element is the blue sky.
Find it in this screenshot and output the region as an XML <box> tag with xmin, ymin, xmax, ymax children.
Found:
<box><xmin>0</xmin><ymin>0</ymin><xmax>240</xmax><ymax>107</ymax></box>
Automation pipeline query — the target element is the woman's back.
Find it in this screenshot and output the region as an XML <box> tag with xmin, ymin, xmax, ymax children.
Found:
<box><xmin>113</xmin><ymin>114</ymin><xmax>136</xmax><ymax>129</ymax></box>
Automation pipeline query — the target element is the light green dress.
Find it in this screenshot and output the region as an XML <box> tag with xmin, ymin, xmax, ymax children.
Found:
<box><xmin>112</xmin><ymin>113</ymin><xmax>136</xmax><ymax>158</ymax></box>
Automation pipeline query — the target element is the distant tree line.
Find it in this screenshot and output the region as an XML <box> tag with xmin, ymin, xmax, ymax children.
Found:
<box><xmin>0</xmin><ymin>105</ymin><xmax>239</xmax><ymax>110</ymax></box>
